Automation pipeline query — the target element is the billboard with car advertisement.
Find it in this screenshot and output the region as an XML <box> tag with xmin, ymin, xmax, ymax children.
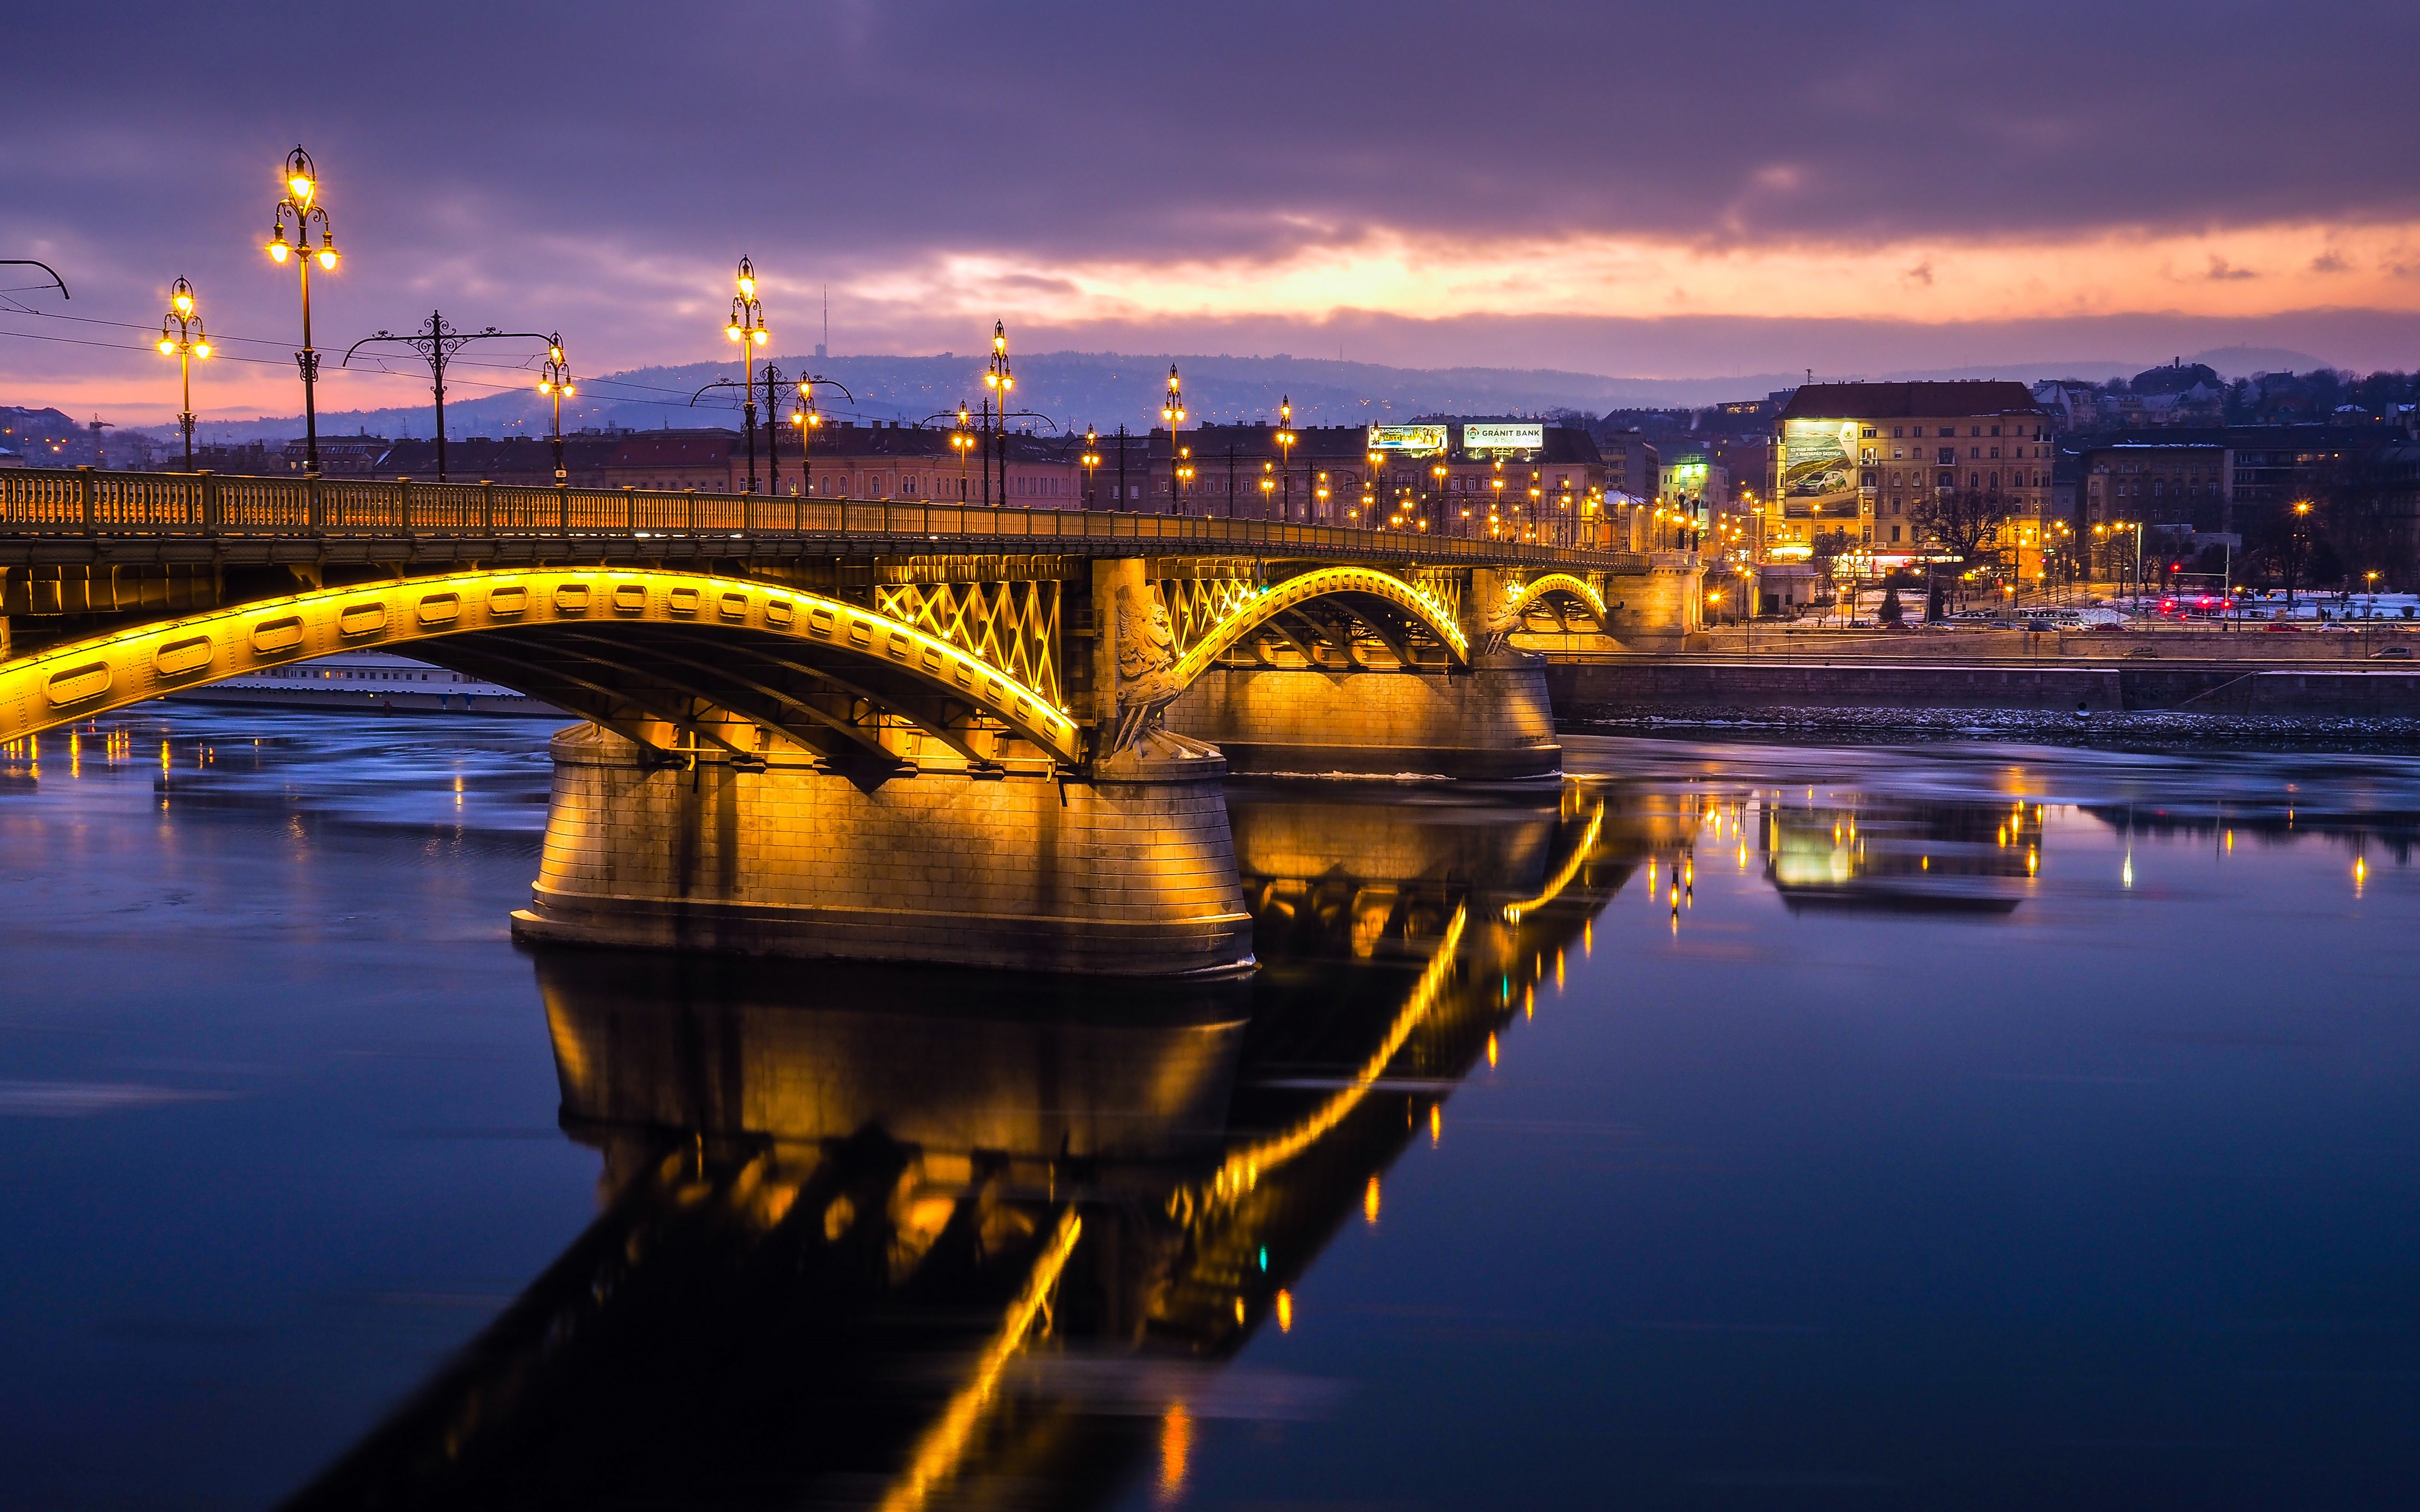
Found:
<box><xmin>1780</xmin><ymin>419</ymin><xmax>1860</xmax><ymax>518</ymax></box>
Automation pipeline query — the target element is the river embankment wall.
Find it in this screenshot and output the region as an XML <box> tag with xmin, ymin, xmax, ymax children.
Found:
<box><xmin>1547</xmin><ymin>658</ymin><xmax>2420</xmax><ymax>718</ymax></box>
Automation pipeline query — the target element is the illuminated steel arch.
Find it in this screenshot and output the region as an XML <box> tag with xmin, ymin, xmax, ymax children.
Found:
<box><xmin>1488</xmin><ymin>571</ymin><xmax>1608</xmax><ymax>638</ymax></box>
<box><xmin>0</xmin><ymin>567</ymin><xmax>1081</xmax><ymax>765</ymax></box>
<box><xmin>1169</xmin><ymin>566</ymin><xmax>1469</xmax><ymax>684</ymax></box>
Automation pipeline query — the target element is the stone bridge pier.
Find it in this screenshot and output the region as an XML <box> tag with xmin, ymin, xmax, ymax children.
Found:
<box><xmin>512</xmin><ymin>722</ymin><xmax>1254</xmax><ymax>976</ymax></box>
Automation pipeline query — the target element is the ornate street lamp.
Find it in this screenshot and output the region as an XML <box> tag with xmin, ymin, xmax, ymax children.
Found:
<box><xmin>725</xmin><ymin>257</ymin><xmax>769</xmax><ymax>492</ymax></box>
<box><xmin>156</xmin><ymin>277</ymin><xmax>211</xmax><ymax>471</ymax></box>
<box><xmin>1275</xmin><ymin>395</ymin><xmax>1296</xmax><ymax>520</ymax></box>
<box><xmin>1081</xmin><ymin>426</ymin><xmax>1101</xmax><ymax>510</ymax></box>
<box><xmin>787</xmin><ymin>375</ymin><xmax>850</xmax><ymax>498</ymax></box>
<box><xmin>264</xmin><ymin>146</ymin><xmax>338</xmax><ymax>476</ymax></box>
<box><xmin>536</xmin><ymin>336</ymin><xmax>574</xmax><ymax>485</ymax></box>
<box><xmin>1162</xmin><ymin>365</ymin><xmax>1186</xmax><ymax>514</ymax></box>
<box><xmin>952</xmin><ymin>401</ymin><xmax>974</xmax><ymax>501</ymax></box>
<box><xmin>983</xmin><ymin>323</ymin><xmax>1014</xmax><ymax>506</ymax></box>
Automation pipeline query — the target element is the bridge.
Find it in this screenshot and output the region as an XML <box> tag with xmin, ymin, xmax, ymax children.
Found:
<box><xmin>0</xmin><ymin>466</ymin><xmax>1703</xmax><ymax>974</ymax></box>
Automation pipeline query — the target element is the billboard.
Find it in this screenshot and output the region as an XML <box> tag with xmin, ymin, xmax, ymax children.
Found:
<box><xmin>1462</xmin><ymin>422</ymin><xmax>1544</xmax><ymax>451</ymax></box>
<box><xmin>1780</xmin><ymin>419</ymin><xmax>1860</xmax><ymax>517</ymax></box>
<box><xmin>1367</xmin><ymin>424</ymin><xmax>1448</xmax><ymax>454</ymax></box>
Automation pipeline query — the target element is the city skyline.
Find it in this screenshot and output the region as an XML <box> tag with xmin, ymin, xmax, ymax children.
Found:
<box><xmin>8</xmin><ymin>2</ymin><xmax>2420</xmax><ymax>422</ymax></box>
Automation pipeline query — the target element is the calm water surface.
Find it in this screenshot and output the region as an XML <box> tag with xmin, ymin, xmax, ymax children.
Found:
<box><xmin>3</xmin><ymin>711</ymin><xmax>2418</xmax><ymax>1510</ymax></box>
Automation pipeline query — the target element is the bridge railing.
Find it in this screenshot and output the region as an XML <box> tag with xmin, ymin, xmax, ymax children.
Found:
<box><xmin>0</xmin><ymin>467</ymin><xmax>1645</xmax><ymax>570</ymax></box>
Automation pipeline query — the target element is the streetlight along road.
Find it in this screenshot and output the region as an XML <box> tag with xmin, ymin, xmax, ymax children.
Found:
<box><xmin>156</xmin><ymin>278</ymin><xmax>211</xmax><ymax>471</ymax></box>
<box><xmin>536</xmin><ymin>338</ymin><xmax>574</xmax><ymax>484</ymax></box>
<box><xmin>264</xmin><ymin>146</ymin><xmax>339</xmax><ymax>476</ymax></box>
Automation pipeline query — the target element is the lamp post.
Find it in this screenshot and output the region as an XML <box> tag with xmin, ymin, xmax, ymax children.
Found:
<box><xmin>1162</xmin><ymin>365</ymin><xmax>1186</xmax><ymax>514</ymax></box>
<box><xmin>724</xmin><ymin>258</ymin><xmax>769</xmax><ymax>493</ymax></box>
<box><xmin>1081</xmin><ymin>426</ymin><xmax>1101</xmax><ymax>510</ymax></box>
<box><xmin>786</xmin><ymin>376</ymin><xmax>849</xmax><ymax>499</ymax></box>
<box><xmin>156</xmin><ymin>277</ymin><xmax>211</xmax><ymax>471</ymax></box>
<box><xmin>790</xmin><ymin>401</ymin><xmax>825</xmax><ymax>495</ymax></box>
<box><xmin>953</xmin><ymin>401</ymin><xmax>974</xmax><ymax>501</ymax></box>
<box><xmin>264</xmin><ymin>146</ymin><xmax>338</xmax><ymax>476</ymax></box>
<box><xmin>1276</xmin><ymin>396</ymin><xmax>1296</xmax><ymax>520</ymax></box>
<box><xmin>536</xmin><ymin>335</ymin><xmax>573</xmax><ymax>484</ymax></box>
<box><xmin>984</xmin><ymin>323</ymin><xmax>1014</xmax><ymax>506</ymax></box>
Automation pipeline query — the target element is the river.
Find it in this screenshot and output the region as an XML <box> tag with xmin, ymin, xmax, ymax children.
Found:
<box><xmin>3</xmin><ymin>711</ymin><xmax>2417</xmax><ymax>1510</ymax></box>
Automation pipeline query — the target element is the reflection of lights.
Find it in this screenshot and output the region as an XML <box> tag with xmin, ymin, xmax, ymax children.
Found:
<box><xmin>1158</xmin><ymin>1405</ymin><xmax>1192</xmax><ymax>1503</ymax></box>
<box><xmin>1429</xmin><ymin>1103</ymin><xmax>1442</xmax><ymax>1145</ymax></box>
<box><xmin>881</xmin><ymin>1210</ymin><xmax>1080</xmax><ymax>1512</ymax></box>
<box><xmin>1364</xmin><ymin>1176</ymin><xmax>1381</xmax><ymax>1225</ymax></box>
<box><xmin>1213</xmin><ymin>905</ymin><xmax>1467</xmax><ymax>1199</ymax></box>
<box><xmin>2354</xmin><ymin>856</ymin><xmax>2367</xmax><ymax>895</ymax></box>
<box><xmin>1486</xmin><ymin>1032</ymin><xmax>1498</xmax><ymax>1067</ymax></box>
<box><xmin>1276</xmin><ymin>1290</ymin><xmax>1294</xmax><ymax>1333</ymax></box>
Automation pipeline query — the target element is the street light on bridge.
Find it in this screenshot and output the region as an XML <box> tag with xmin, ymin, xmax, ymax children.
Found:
<box><xmin>984</xmin><ymin>324</ymin><xmax>1014</xmax><ymax>506</ymax></box>
<box><xmin>724</xmin><ymin>257</ymin><xmax>769</xmax><ymax>493</ymax></box>
<box><xmin>156</xmin><ymin>277</ymin><xmax>211</xmax><ymax>471</ymax></box>
<box><xmin>1275</xmin><ymin>396</ymin><xmax>1296</xmax><ymax>520</ymax></box>
<box><xmin>1162</xmin><ymin>365</ymin><xmax>1186</xmax><ymax>514</ymax></box>
<box><xmin>788</xmin><ymin>375</ymin><xmax>849</xmax><ymax>499</ymax></box>
<box><xmin>536</xmin><ymin>337</ymin><xmax>575</xmax><ymax>484</ymax></box>
<box><xmin>264</xmin><ymin>146</ymin><xmax>338</xmax><ymax>476</ymax></box>
<box><xmin>952</xmin><ymin>401</ymin><xmax>974</xmax><ymax>501</ymax></box>
<box><xmin>1081</xmin><ymin>427</ymin><xmax>1102</xmax><ymax>510</ymax></box>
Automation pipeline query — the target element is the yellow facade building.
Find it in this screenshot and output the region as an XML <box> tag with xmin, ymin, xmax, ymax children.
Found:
<box><xmin>1769</xmin><ymin>382</ymin><xmax>2055</xmax><ymax>579</ymax></box>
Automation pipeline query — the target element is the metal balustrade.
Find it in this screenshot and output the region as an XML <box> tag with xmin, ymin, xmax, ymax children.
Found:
<box><xmin>0</xmin><ymin>466</ymin><xmax>1644</xmax><ymax>570</ymax></box>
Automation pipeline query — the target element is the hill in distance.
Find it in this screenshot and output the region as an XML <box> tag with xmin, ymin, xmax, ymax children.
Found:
<box><xmin>101</xmin><ymin>345</ymin><xmax>2344</xmax><ymax>446</ymax></box>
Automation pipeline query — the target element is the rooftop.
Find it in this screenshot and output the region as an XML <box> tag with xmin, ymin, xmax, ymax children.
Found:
<box><xmin>1778</xmin><ymin>381</ymin><xmax>2046</xmax><ymax>421</ymax></box>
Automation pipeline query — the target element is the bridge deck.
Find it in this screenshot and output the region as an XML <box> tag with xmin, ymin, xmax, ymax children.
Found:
<box><xmin>0</xmin><ymin>467</ymin><xmax>1641</xmax><ymax>572</ymax></box>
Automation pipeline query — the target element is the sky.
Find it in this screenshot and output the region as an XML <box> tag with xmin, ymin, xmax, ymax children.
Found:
<box><xmin>7</xmin><ymin>0</ymin><xmax>2420</xmax><ymax>428</ymax></box>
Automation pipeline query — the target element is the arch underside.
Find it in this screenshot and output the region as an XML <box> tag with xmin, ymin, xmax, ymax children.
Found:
<box><xmin>414</xmin><ymin>624</ymin><xmax>1035</xmax><ymax>771</ymax></box>
<box><xmin>1176</xmin><ymin>568</ymin><xmax>1470</xmax><ymax>680</ymax></box>
<box><xmin>0</xmin><ymin>568</ymin><xmax>1081</xmax><ymax>769</ymax></box>
<box><xmin>1502</xmin><ymin>573</ymin><xmax>1609</xmax><ymax>636</ymax></box>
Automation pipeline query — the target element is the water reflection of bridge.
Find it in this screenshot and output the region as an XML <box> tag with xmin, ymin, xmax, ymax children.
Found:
<box><xmin>275</xmin><ymin>786</ymin><xmax>1631</xmax><ymax>1512</ymax></box>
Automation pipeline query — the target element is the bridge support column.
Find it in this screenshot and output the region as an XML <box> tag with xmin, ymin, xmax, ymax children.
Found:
<box><xmin>512</xmin><ymin>724</ymin><xmax>1253</xmax><ymax>976</ymax></box>
<box><xmin>1162</xmin><ymin>660</ymin><xmax>1559</xmax><ymax>780</ymax></box>
<box><xmin>1604</xmin><ymin>554</ymin><xmax>1707</xmax><ymax>648</ymax></box>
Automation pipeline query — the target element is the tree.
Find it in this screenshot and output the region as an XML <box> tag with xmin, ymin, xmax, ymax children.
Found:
<box><xmin>2255</xmin><ymin>501</ymin><xmax>2321</xmax><ymax>609</ymax></box>
<box><xmin>1810</xmin><ymin>528</ymin><xmax>1853</xmax><ymax>624</ymax></box>
<box><xmin>1908</xmin><ymin>487</ymin><xmax>2003</xmax><ymax>570</ymax></box>
<box><xmin>1879</xmin><ymin>584</ymin><xmax>1904</xmax><ymax>625</ymax></box>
